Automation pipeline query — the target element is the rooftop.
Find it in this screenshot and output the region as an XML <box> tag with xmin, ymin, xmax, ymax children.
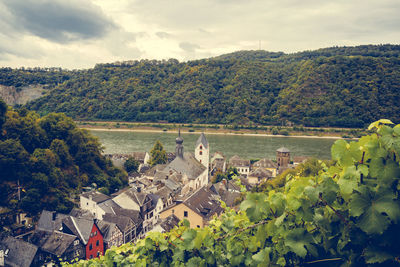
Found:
<box><xmin>81</xmin><ymin>191</ymin><xmax>111</xmax><ymax>204</ymax></box>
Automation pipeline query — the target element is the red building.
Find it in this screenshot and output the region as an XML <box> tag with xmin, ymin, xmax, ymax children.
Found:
<box><xmin>62</xmin><ymin>216</ymin><xmax>104</xmax><ymax>259</ymax></box>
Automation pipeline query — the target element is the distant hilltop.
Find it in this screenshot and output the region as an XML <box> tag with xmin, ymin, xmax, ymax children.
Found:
<box><xmin>1</xmin><ymin>44</ymin><xmax>399</xmax><ymax>128</ymax></box>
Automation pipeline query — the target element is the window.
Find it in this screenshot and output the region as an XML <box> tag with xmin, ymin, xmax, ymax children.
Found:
<box><xmin>97</xmin><ymin>251</ymin><xmax>101</xmax><ymax>257</ymax></box>
<box><xmin>74</xmin><ymin>240</ymin><xmax>79</xmax><ymax>246</ymax></box>
<box><xmin>96</xmin><ymin>240</ymin><xmax>99</xmax><ymax>246</ymax></box>
<box><xmin>172</xmin><ymin>209</ymin><xmax>174</xmax><ymax>214</ymax></box>
<box><xmin>90</xmin><ymin>255</ymin><xmax>93</xmax><ymax>259</ymax></box>
<box><xmin>89</xmin><ymin>244</ymin><xmax>93</xmax><ymax>250</ymax></box>
<box><xmin>87</xmin><ymin>202</ymin><xmax>89</xmax><ymax>206</ymax></box>
<box><xmin>94</xmin><ymin>231</ymin><xmax>97</xmax><ymax>236</ymax></box>
<box><xmin>75</xmin><ymin>250</ymin><xmax>80</xmax><ymax>256</ymax></box>
<box><xmin>199</xmin><ymin>151</ymin><xmax>202</xmax><ymax>155</ymax></box>
<box><xmin>184</xmin><ymin>211</ymin><xmax>188</xmax><ymax>217</ymax></box>
<box><xmin>197</xmin><ymin>225</ymin><xmax>200</xmax><ymax>228</ymax></box>
<box><xmin>200</xmin><ymin>145</ymin><xmax>203</xmax><ymax>149</ymax></box>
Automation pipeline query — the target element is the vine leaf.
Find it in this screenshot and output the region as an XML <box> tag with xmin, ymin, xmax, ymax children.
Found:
<box><xmin>364</xmin><ymin>246</ymin><xmax>394</xmax><ymax>264</ymax></box>
<box><xmin>368</xmin><ymin>119</ymin><xmax>393</xmax><ymax>130</ymax></box>
<box><xmin>350</xmin><ymin>186</ymin><xmax>400</xmax><ymax>234</ymax></box>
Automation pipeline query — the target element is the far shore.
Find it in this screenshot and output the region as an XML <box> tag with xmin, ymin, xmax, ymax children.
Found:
<box><xmin>81</xmin><ymin>127</ymin><xmax>351</xmax><ymax>140</ymax></box>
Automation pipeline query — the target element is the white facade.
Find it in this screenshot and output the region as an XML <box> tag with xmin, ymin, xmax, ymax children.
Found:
<box><xmin>80</xmin><ymin>195</ymin><xmax>106</xmax><ymax>220</ymax></box>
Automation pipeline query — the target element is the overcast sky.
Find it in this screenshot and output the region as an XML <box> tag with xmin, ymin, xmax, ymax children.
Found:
<box><xmin>0</xmin><ymin>0</ymin><xmax>399</xmax><ymax>69</ymax></box>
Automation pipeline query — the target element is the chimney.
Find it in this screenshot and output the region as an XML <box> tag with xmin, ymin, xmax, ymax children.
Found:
<box><xmin>52</xmin><ymin>212</ymin><xmax>57</xmax><ymax>221</ymax></box>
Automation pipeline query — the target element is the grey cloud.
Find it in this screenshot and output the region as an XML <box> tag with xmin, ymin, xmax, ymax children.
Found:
<box><xmin>179</xmin><ymin>42</ymin><xmax>200</xmax><ymax>53</ymax></box>
<box><xmin>3</xmin><ymin>0</ymin><xmax>117</xmax><ymax>42</ymax></box>
<box><xmin>156</xmin><ymin>32</ymin><xmax>172</xmax><ymax>39</ymax></box>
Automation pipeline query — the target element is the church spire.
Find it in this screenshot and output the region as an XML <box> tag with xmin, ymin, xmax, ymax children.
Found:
<box><xmin>175</xmin><ymin>128</ymin><xmax>184</xmax><ymax>158</ymax></box>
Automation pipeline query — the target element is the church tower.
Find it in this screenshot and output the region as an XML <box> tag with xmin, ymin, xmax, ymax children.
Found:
<box><xmin>195</xmin><ymin>133</ymin><xmax>209</xmax><ymax>169</ymax></box>
<box><xmin>175</xmin><ymin>129</ymin><xmax>184</xmax><ymax>158</ymax></box>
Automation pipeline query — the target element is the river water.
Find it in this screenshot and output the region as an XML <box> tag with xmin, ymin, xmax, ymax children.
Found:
<box><xmin>90</xmin><ymin>130</ymin><xmax>337</xmax><ymax>160</ymax></box>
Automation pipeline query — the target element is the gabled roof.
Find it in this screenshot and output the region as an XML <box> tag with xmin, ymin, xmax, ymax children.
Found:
<box><xmin>248</xmin><ymin>168</ymin><xmax>273</xmax><ymax>179</ymax></box>
<box><xmin>81</xmin><ymin>191</ymin><xmax>111</xmax><ymax>204</ymax></box>
<box><xmin>37</xmin><ymin>210</ymin><xmax>69</xmax><ymax>232</ymax></box>
<box><xmin>229</xmin><ymin>155</ymin><xmax>250</xmax><ymax>167</ymax></box>
<box><xmin>183</xmin><ymin>187</ymin><xmax>224</xmax><ymax>219</ymax></box>
<box><xmin>196</xmin><ymin>133</ymin><xmax>209</xmax><ymax>149</ymax></box>
<box><xmin>164</xmin><ymin>152</ymin><xmax>206</xmax><ymax>180</ymax></box>
<box><xmin>160</xmin><ymin>214</ymin><xmax>180</xmax><ymax>232</ymax></box>
<box><xmin>62</xmin><ymin>216</ymin><xmax>94</xmax><ymax>245</ymax></box>
<box><xmin>112</xmin><ymin>206</ymin><xmax>143</xmax><ymax>225</ymax></box>
<box><xmin>98</xmin><ymin>199</ymin><xmax>120</xmax><ymax>215</ymax></box>
<box><xmin>96</xmin><ymin>220</ymin><xmax>121</xmax><ymax>242</ymax></box>
<box><xmin>113</xmin><ymin>188</ymin><xmax>151</xmax><ymax>209</ymax></box>
<box><xmin>277</xmin><ymin>147</ymin><xmax>290</xmax><ymax>153</ymax></box>
<box><xmin>0</xmin><ymin>236</ymin><xmax>38</xmax><ymax>267</ymax></box>
<box><xmin>102</xmin><ymin>213</ymin><xmax>134</xmax><ymax>232</ymax></box>
<box><xmin>40</xmin><ymin>231</ymin><xmax>77</xmax><ymax>256</ymax></box>
<box><xmin>253</xmin><ymin>158</ymin><xmax>277</xmax><ymax>169</ymax></box>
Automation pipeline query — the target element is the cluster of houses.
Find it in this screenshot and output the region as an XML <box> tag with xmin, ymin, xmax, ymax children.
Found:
<box><xmin>0</xmin><ymin>132</ymin><xmax>307</xmax><ymax>266</ymax></box>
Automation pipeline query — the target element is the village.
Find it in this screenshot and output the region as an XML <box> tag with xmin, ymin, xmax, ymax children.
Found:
<box><xmin>0</xmin><ymin>132</ymin><xmax>308</xmax><ymax>266</ymax></box>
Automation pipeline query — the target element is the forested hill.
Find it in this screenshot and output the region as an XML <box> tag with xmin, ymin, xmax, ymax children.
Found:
<box><xmin>2</xmin><ymin>44</ymin><xmax>400</xmax><ymax>127</ymax></box>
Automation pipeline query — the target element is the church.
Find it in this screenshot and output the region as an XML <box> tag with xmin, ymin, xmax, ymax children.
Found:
<box><xmin>161</xmin><ymin>131</ymin><xmax>210</xmax><ymax>194</ymax></box>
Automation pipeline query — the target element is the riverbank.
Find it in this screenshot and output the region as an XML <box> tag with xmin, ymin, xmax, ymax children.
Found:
<box><xmin>79</xmin><ymin>122</ymin><xmax>361</xmax><ymax>140</ymax></box>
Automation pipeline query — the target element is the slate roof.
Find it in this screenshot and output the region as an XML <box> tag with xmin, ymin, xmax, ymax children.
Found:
<box><xmin>129</xmin><ymin>152</ymin><xmax>147</xmax><ymax>163</ymax></box>
<box><xmin>229</xmin><ymin>155</ymin><xmax>250</xmax><ymax>167</ymax></box>
<box><xmin>81</xmin><ymin>191</ymin><xmax>111</xmax><ymax>204</ymax></box>
<box><xmin>36</xmin><ymin>210</ymin><xmax>69</xmax><ymax>232</ymax></box>
<box><xmin>96</xmin><ymin>220</ymin><xmax>120</xmax><ymax>242</ymax></box>
<box><xmin>164</xmin><ymin>152</ymin><xmax>206</xmax><ymax>180</ymax></box>
<box><xmin>69</xmin><ymin>208</ymin><xmax>95</xmax><ymax>219</ymax></box>
<box><xmin>62</xmin><ymin>216</ymin><xmax>94</xmax><ymax>245</ymax></box>
<box><xmin>183</xmin><ymin>187</ymin><xmax>224</xmax><ymax>219</ymax></box>
<box><xmin>98</xmin><ymin>199</ymin><xmax>120</xmax><ymax>215</ymax></box>
<box><xmin>40</xmin><ymin>231</ymin><xmax>77</xmax><ymax>256</ymax></box>
<box><xmin>155</xmin><ymin>186</ymin><xmax>173</xmax><ymax>203</ymax></box>
<box><xmin>277</xmin><ymin>147</ymin><xmax>290</xmax><ymax>153</ymax></box>
<box><xmin>0</xmin><ymin>236</ymin><xmax>38</xmax><ymax>267</ymax></box>
<box><xmin>196</xmin><ymin>133</ymin><xmax>209</xmax><ymax>149</ymax></box>
<box><xmin>160</xmin><ymin>214</ymin><xmax>180</xmax><ymax>232</ymax></box>
<box><xmin>102</xmin><ymin>213</ymin><xmax>133</xmax><ymax>232</ymax></box>
<box><xmin>106</xmin><ymin>205</ymin><xmax>143</xmax><ymax>226</ymax></box>
<box><xmin>248</xmin><ymin>168</ymin><xmax>273</xmax><ymax>179</ymax></box>
<box><xmin>253</xmin><ymin>158</ymin><xmax>277</xmax><ymax>169</ymax></box>
<box><xmin>113</xmin><ymin>188</ymin><xmax>151</xmax><ymax>210</ymax></box>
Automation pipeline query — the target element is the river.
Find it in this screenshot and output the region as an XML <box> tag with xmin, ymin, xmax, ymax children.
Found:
<box><xmin>89</xmin><ymin>130</ymin><xmax>337</xmax><ymax>160</ymax></box>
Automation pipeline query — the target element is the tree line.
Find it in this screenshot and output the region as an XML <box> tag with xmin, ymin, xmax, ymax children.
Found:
<box><xmin>1</xmin><ymin>44</ymin><xmax>399</xmax><ymax>127</ymax></box>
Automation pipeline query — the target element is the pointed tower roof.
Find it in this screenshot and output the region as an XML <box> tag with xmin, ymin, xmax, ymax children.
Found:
<box><xmin>196</xmin><ymin>133</ymin><xmax>209</xmax><ymax>149</ymax></box>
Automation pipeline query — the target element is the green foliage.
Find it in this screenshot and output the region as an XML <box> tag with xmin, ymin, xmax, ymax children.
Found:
<box><xmin>69</xmin><ymin>120</ymin><xmax>400</xmax><ymax>266</ymax></box>
<box><xmin>0</xmin><ymin>108</ymin><xmax>127</xmax><ymax>215</ymax></box>
<box><xmin>149</xmin><ymin>140</ymin><xmax>167</xmax><ymax>166</ymax></box>
<box><xmin>19</xmin><ymin>45</ymin><xmax>400</xmax><ymax>128</ymax></box>
<box><xmin>124</xmin><ymin>156</ymin><xmax>140</xmax><ymax>173</ymax></box>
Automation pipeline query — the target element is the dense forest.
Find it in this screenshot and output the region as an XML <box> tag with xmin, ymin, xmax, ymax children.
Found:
<box><xmin>1</xmin><ymin>45</ymin><xmax>399</xmax><ymax>127</ymax></box>
<box><xmin>0</xmin><ymin>99</ymin><xmax>128</xmax><ymax>216</ymax></box>
<box><xmin>73</xmin><ymin>120</ymin><xmax>400</xmax><ymax>266</ymax></box>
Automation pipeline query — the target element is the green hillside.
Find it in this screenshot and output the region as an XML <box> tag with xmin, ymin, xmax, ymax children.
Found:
<box><xmin>0</xmin><ymin>99</ymin><xmax>127</xmax><ymax>217</ymax></box>
<box><xmin>1</xmin><ymin>44</ymin><xmax>399</xmax><ymax>127</ymax></box>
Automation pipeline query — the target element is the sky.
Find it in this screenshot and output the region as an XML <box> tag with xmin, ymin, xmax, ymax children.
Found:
<box><xmin>0</xmin><ymin>0</ymin><xmax>399</xmax><ymax>69</ymax></box>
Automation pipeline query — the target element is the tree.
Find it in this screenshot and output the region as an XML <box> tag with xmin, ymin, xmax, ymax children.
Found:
<box><xmin>124</xmin><ymin>156</ymin><xmax>140</xmax><ymax>173</ymax></box>
<box><xmin>149</xmin><ymin>140</ymin><xmax>167</xmax><ymax>166</ymax></box>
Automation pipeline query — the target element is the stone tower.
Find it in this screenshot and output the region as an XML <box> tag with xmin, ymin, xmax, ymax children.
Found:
<box><xmin>175</xmin><ymin>129</ymin><xmax>184</xmax><ymax>158</ymax></box>
<box><xmin>195</xmin><ymin>133</ymin><xmax>209</xmax><ymax>169</ymax></box>
<box><xmin>276</xmin><ymin>147</ymin><xmax>290</xmax><ymax>172</ymax></box>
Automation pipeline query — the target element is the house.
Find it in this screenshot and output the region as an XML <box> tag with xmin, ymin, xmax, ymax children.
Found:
<box><xmin>102</xmin><ymin>212</ymin><xmax>138</xmax><ymax>243</ymax></box>
<box><xmin>160</xmin><ymin>187</ymin><xmax>224</xmax><ymax>228</ymax></box>
<box><xmin>0</xmin><ymin>236</ymin><xmax>38</xmax><ymax>267</ymax></box>
<box><xmin>96</xmin><ymin>220</ymin><xmax>123</xmax><ymax>250</ymax></box>
<box><xmin>112</xmin><ymin>189</ymin><xmax>155</xmax><ymax>232</ymax></box>
<box><xmin>252</xmin><ymin>158</ymin><xmax>277</xmax><ymax>177</ymax></box>
<box><xmin>149</xmin><ymin>214</ymin><xmax>180</xmax><ymax>234</ymax></box>
<box><xmin>293</xmin><ymin>156</ymin><xmax>310</xmax><ymax>166</ymax></box>
<box><xmin>36</xmin><ymin>210</ymin><xmax>69</xmax><ymax>232</ymax></box>
<box><xmin>62</xmin><ymin>216</ymin><xmax>104</xmax><ymax>260</ymax></box>
<box><xmin>209</xmin><ymin>180</ymin><xmax>241</xmax><ymax>207</ymax></box>
<box><xmin>229</xmin><ymin>155</ymin><xmax>251</xmax><ymax>176</ymax></box>
<box><xmin>30</xmin><ymin>230</ymin><xmax>84</xmax><ymax>265</ymax></box>
<box><xmin>80</xmin><ymin>191</ymin><xmax>111</xmax><ymax>220</ymax></box>
<box><xmin>210</xmin><ymin>152</ymin><xmax>227</xmax><ymax>176</ymax></box>
<box><xmin>247</xmin><ymin>168</ymin><xmax>273</xmax><ymax>185</ymax></box>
